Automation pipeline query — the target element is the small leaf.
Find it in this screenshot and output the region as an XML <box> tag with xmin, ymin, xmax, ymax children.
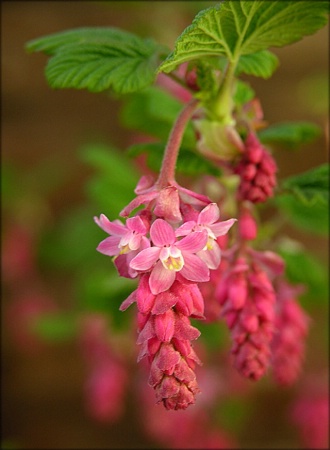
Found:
<box><xmin>158</xmin><ymin>1</ymin><xmax>329</xmax><ymax>73</ymax></box>
<box><xmin>234</xmin><ymin>79</ymin><xmax>255</xmax><ymax>105</ymax></box>
<box><xmin>281</xmin><ymin>164</ymin><xmax>329</xmax><ymax>205</ymax></box>
<box><xmin>236</xmin><ymin>50</ymin><xmax>279</xmax><ymax>79</ymax></box>
<box><xmin>258</xmin><ymin>121</ymin><xmax>322</xmax><ymax>148</ymax></box>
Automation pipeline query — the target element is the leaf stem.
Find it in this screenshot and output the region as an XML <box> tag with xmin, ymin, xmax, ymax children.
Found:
<box><xmin>156</xmin><ymin>98</ymin><xmax>199</xmax><ymax>188</ymax></box>
<box><xmin>212</xmin><ymin>59</ymin><xmax>237</xmax><ymax>123</ymax></box>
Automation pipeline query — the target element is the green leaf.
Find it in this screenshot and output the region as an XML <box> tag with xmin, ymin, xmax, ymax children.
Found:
<box><xmin>45</xmin><ymin>42</ymin><xmax>161</xmax><ymax>94</ymax></box>
<box><xmin>27</xmin><ymin>28</ymin><xmax>166</xmax><ymax>94</ymax></box>
<box><xmin>281</xmin><ymin>164</ymin><xmax>329</xmax><ymax>206</ymax></box>
<box><xmin>38</xmin><ymin>206</ymin><xmax>104</xmax><ymax>270</ymax></box>
<box><xmin>277</xmin><ymin>241</ymin><xmax>329</xmax><ymax>308</ymax></box>
<box><xmin>258</xmin><ymin>121</ymin><xmax>322</xmax><ymax>148</ymax></box>
<box><xmin>79</xmin><ymin>143</ymin><xmax>140</xmax><ymax>217</ymax></box>
<box><xmin>31</xmin><ymin>314</ymin><xmax>77</xmax><ymax>342</ymax></box>
<box><xmin>275</xmin><ymin>194</ymin><xmax>329</xmax><ymax>236</ymax></box>
<box><xmin>233</xmin><ymin>79</ymin><xmax>255</xmax><ymax>105</ymax></box>
<box><xmin>76</xmin><ymin>267</ymin><xmax>137</xmax><ymax>330</ymax></box>
<box><xmin>26</xmin><ymin>27</ymin><xmax>150</xmax><ymax>55</ymax></box>
<box><xmin>120</xmin><ymin>86</ymin><xmax>196</xmax><ymax>147</ymax></box>
<box><xmin>127</xmin><ymin>142</ymin><xmax>220</xmax><ymax>176</ymax></box>
<box><xmin>158</xmin><ymin>1</ymin><xmax>329</xmax><ymax>73</ymax></box>
<box><xmin>236</xmin><ymin>50</ymin><xmax>279</xmax><ymax>79</ymax></box>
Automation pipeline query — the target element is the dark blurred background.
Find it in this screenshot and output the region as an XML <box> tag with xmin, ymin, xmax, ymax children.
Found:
<box><xmin>2</xmin><ymin>2</ymin><xmax>329</xmax><ymax>449</ymax></box>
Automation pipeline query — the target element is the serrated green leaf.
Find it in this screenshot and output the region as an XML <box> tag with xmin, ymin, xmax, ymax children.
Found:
<box><xmin>259</xmin><ymin>121</ymin><xmax>322</xmax><ymax>148</ymax></box>
<box><xmin>281</xmin><ymin>164</ymin><xmax>329</xmax><ymax>205</ymax></box>
<box><xmin>26</xmin><ymin>27</ymin><xmax>149</xmax><ymax>55</ymax></box>
<box><xmin>236</xmin><ymin>50</ymin><xmax>279</xmax><ymax>79</ymax></box>
<box><xmin>158</xmin><ymin>1</ymin><xmax>329</xmax><ymax>73</ymax></box>
<box><xmin>120</xmin><ymin>86</ymin><xmax>196</xmax><ymax>147</ymax></box>
<box><xmin>127</xmin><ymin>142</ymin><xmax>220</xmax><ymax>176</ymax></box>
<box><xmin>44</xmin><ymin>39</ymin><xmax>162</xmax><ymax>93</ymax></box>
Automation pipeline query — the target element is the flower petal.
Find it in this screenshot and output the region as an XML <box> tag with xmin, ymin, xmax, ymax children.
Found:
<box><xmin>120</xmin><ymin>191</ymin><xmax>158</xmax><ymax>217</ymax></box>
<box><xmin>114</xmin><ymin>254</ymin><xmax>131</xmax><ymax>278</ymax></box>
<box><xmin>119</xmin><ymin>290</ymin><xmax>137</xmax><ymax>311</ymax></box>
<box><xmin>126</xmin><ymin>215</ymin><xmax>147</xmax><ymax>234</ymax></box>
<box><xmin>96</xmin><ymin>236</ymin><xmax>120</xmax><ymax>256</ymax></box>
<box><xmin>175</xmin><ymin>221</ymin><xmax>195</xmax><ymax>237</ymax></box>
<box><xmin>177</xmin><ymin>184</ymin><xmax>211</xmax><ymax>207</ymax></box>
<box><xmin>197</xmin><ymin>241</ymin><xmax>221</xmax><ymax>270</ymax></box>
<box><xmin>210</xmin><ymin>218</ymin><xmax>237</xmax><ymax>237</ymax></box>
<box><xmin>129</xmin><ymin>233</ymin><xmax>142</xmax><ymax>251</ymax></box>
<box><xmin>130</xmin><ymin>247</ymin><xmax>160</xmax><ymax>271</ymax></box>
<box><xmin>150</xmin><ymin>219</ymin><xmax>175</xmax><ymax>246</ymax></box>
<box><xmin>149</xmin><ymin>261</ymin><xmax>176</xmax><ymax>294</ymax></box>
<box><xmin>180</xmin><ymin>252</ymin><xmax>209</xmax><ymax>282</ymax></box>
<box><xmin>176</xmin><ymin>230</ymin><xmax>208</xmax><ymax>253</ymax></box>
<box><xmin>198</xmin><ymin>203</ymin><xmax>219</xmax><ymax>225</ymax></box>
<box><xmin>94</xmin><ymin>215</ymin><xmax>126</xmax><ymax>236</ymax></box>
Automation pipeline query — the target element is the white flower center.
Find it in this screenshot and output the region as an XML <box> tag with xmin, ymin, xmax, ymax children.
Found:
<box><xmin>160</xmin><ymin>245</ymin><xmax>184</xmax><ymax>271</ymax></box>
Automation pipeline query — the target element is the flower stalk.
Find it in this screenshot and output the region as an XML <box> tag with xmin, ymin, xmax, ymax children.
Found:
<box><xmin>156</xmin><ymin>98</ymin><xmax>200</xmax><ymax>189</ymax></box>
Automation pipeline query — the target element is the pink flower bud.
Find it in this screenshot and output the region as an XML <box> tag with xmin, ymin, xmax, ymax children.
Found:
<box><xmin>137</xmin><ymin>274</ymin><xmax>156</xmax><ymax>314</ymax></box>
<box><xmin>239</xmin><ymin>208</ymin><xmax>258</xmax><ymax>241</ymax></box>
<box><xmin>154</xmin><ymin>310</ymin><xmax>175</xmax><ymax>342</ymax></box>
<box><xmin>228</xmin><ymin>275</ymin><xmax>247</xmax><ymax>309</ymax></box>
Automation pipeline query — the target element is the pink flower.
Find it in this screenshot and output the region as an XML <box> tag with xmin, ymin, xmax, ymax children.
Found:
<box><xmin>271</xmin><ymin>282</ymin><xmax>309</xmax><ymax>385</ymax></box>
<box><xmin>94</xmin><ymin>214</ymin><xmax>150</xmax><ymax>278</ymax></box>
<box><xmin>130</xmin><ymin>219</ymin><xmax>209</xmax><ymax>294</ymax></box>
<box><xmin>85</xmin><ymin>360</ymin><xmax>128</xmax><ymax>423</ymax></box>
<box><xmin>175</xmin><ymin>203</ymin><xmax>236</xmax><ymax>269</ymax></box>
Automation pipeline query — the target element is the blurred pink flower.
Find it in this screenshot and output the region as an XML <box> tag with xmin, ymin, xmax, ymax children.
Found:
<box><xmin>271</xmin><ymin>282</ymin><xmax>310</xmax><ymax>385</ymax></box>
<box><xmin>85</xmin><ymin>360</ymin><xmax>128</xmax><ymax>423</ymax></box>
<box><xmin>291</xmin><ymin>387</ymin><xmax>329</xmax><ymax>449</ymax></box>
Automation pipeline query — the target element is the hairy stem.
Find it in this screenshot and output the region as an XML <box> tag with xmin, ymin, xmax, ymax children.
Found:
<box><xmin>156</xmin><ymin>98</ymin><xmax>199</xmax><ymax>188</ymax></box>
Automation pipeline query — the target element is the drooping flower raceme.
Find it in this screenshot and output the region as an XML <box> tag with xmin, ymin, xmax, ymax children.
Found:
<box><xmin>95</xmin><ymin>194</ymin><xmax>236</xmax><ymax>410</ymax></box>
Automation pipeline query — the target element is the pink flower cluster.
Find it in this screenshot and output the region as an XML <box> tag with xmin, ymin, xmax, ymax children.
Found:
<box><xmin>235</xmin><ymin>132</ymin><xmax>277</xmax><ymax>203</ymax></box>
<box><xmin>95</xmin><ymin>179</ymin><xmax>236</xmax><ymax>409</ymax></box>
<box><xmin>271</xmin><ymin>282</ymin><xmax>310</xmax><ymax>385</ymax></box>
<box><xmin>216</xmin><ymin>256</ymin><xmax>276</xmax><ymax>380</ymax></box>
